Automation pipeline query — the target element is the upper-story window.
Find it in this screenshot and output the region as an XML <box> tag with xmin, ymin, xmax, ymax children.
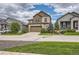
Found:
<box><xmin>37</xmin><ymin>19</ymin><xmax>40</xmax><ymax>22</ymax></box>
<box><xmin>35</xmin><ymin>19</ymin><xmax>40</xmax><ymax>23</ymax></box>
<box><xmin>44</xmin><ymin>18</ymin><xmax>47</xmax><ymax>22</ymax></box>
<box><xmin>36</xmin><ymin>19</ymin><xmax>38</xmax><ymax>22</ymax></box>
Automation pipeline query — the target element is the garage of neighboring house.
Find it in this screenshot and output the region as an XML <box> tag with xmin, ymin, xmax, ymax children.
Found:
<box><xmin>30</xmin><ymin>26</ymin><xmax>42</xmax><ymax>32</ymax></box>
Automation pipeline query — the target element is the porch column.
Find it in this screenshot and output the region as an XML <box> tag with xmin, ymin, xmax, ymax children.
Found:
<box><xmin>0</xmin><ymin>24</ymin><xmax>1</xmax><ymax>31</ymax></box>
<box><xmin>71</xmin><ymin>20</ymin><xmax>73</xmax><ymax>29</ymax></box>
<box><xmin>78</xmin><ymin>20</ymin><xmax>79</xmax><ymax>30</ymax></box>
<box><xmin>58</xmin><ymin>21</ymin><xmax>60</xmax><ymax>29</ymax></box>
<box><xmin>0</xmin><ymin>25</ymin><xmax>1</xmax><ymax>34</ymax></box>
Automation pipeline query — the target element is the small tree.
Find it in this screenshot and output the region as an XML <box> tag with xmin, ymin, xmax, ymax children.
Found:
<box><xmin>11</xmin><ymin>22</ymin><xmax>20</xmax><ymax>33</ymax></box>
<box><xmin>55</xmin><ymin>22</ymin><xmax>59</xmax><ymax>30</ymax></box>
<box><xmin>47</xmin><ymin>23</ymin><xmax>53</xmax><ymax>33</ymax></box>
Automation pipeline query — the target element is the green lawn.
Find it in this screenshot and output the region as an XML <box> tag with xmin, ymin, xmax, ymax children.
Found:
<box><xmin>39</xmin><ymin>33</ymin><xmax>59</xmax><ymax>35</ymax></box>
<box><xmin>64</xmin><ymin>32</ymin><xmax>79</xmax><ymax>35</ymax></box>
<box><xmin>4</xmin><ymin>42</ymin><xmax>79</xmax><ymax>55</ymax></box>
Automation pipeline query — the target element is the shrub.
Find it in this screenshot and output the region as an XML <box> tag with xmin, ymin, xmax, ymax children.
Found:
<box><xmin>47</xmin><ymin>23</ymin><xmax>53</xmax><ymax>33</ymax></box>
<box><xmin>66</xmin><ymin>29</ymin><xmax>76</xmax><ymax>32</ymax></box>
<box><xmin>11</xmin><ymin>22</ymin><xmax>20</xmax><ymax>33</ymax></box>
<box><xmin>60</xmin><ymin>30</ymin><xmax>66</xmax><ymax>34</ymax></box>
<box><xmin>22</xmin><ymin>28</ymin><xmax>28</xmax><ymax>33</ymax></box>
<box><xmin>60</xmin><ymin>29</ymin><xmax>76</xmax><ymax>34</ymax></box>
<box><xmin>41</xmin><ymin>28</ymin><xmax>49</xmax><ymax>33</ymax></box>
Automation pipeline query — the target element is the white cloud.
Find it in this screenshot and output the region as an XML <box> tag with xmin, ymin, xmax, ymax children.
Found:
<box><xmin>46</xmin><ymin>3</ymin><xmax>79</xmax><ymax>14</ymax></box>
<box><xmin>0</xmin><ymin>3</ymin><xmax>40</xmax><ymax>23</ymax></box>
<box><xmin>14</xmin><ymin>10</ymin><xmax>40</xmax><ymax>23</ymax></box>
<box><xmin>43</xmin><ymin>3</ymin><xmax>79</xmax><ymax>22</ymax></box>
<box><xmin>0</xmin><ymin>3</ymin><xmax>79</xmax><ymax>24</ymax></box>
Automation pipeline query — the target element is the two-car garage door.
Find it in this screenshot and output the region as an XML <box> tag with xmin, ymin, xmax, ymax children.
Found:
<box><xmin>30</xmin><ymin>26</ymin><xmax>42</xmax><ymax>32</ymax></box>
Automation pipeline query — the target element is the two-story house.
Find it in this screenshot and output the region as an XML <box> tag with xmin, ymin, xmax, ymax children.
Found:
<box><xmin>28</xmin><ymin>11</ymin><xmax>51</xmax><ymax>32</ymax></box>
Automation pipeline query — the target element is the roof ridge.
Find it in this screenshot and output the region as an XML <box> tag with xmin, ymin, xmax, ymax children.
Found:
<box><xmin>33</xmin><ymin>11</ymin><xmax>50</xmax><ymax>17</ymax></box>
<box><xmin>71</xmin><ymin>12</ymin><xmax>79</xmax><ymax>17</ymax></box>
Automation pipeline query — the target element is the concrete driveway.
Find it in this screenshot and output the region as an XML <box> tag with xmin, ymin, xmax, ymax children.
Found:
<box><xmin>0</xmin><ymin>32</ymin><xmax>40</xmax><ymax>41</ymax></box>
<box><xmin>0</xmin><ymin>32</ymin><xmax>79</xmax><ymax>42</ymax></box>
<box><xmin>0</xmin><ymin>32</ymin><xmax>39</xmax><ymax>50</ymax></box>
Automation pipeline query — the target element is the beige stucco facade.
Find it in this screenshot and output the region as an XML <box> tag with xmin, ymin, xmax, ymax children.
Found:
<box><xmin>28</xmin><ymin>11</ymin><xmax>51</xmax><ymax>32</ymax></box>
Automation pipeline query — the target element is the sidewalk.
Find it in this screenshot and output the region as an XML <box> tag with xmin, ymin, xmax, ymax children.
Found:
<box><xmin>0</xmin><ymin>51</ymin><xmax>41</xmax><ymax>55</ymax></box>
<box><xmin>0</xmin><ymin>33</ymin><xmax>79</xmax><ymax>42</ymax></box>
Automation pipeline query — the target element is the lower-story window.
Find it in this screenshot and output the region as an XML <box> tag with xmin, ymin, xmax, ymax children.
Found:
<box><xmin>61</xmin><ymin>22</ymin><xmax>66</xmax><ymax>29</ymax></box>
<box><xmin>61</xmin><ymin>21</ymin><xmax>71</xmax><ymax>30</ymax></box>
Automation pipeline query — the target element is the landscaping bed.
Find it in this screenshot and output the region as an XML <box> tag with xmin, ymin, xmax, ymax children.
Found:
<box><xmin>4</xmin><ymin>42</ymin><xmax>79</xmax><ymax>55</ymax></box>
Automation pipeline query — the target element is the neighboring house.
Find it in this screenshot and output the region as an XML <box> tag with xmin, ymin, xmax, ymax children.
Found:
<box><xmin>0</xmin><ymin>17</ymin><xmax>26</xmax><ymax>34</ymax></box>
<box><xmin>0</xmin><ymin>18</ymin><xmax>9</xmax><ymax>33</ymax></box>
<box><xmin>57</xmin><ymin>12</ymin><xmax>79</xmax><ymax>32</ymax></box>
<box><xmin>28</xmin><ymin>11</ymin><xmax>51</xmax><ymax>32</ymax></box>
<box><xmin>7</xmin><ymin>18</ymin><xmax>27</xmax><ymax>33</ymax></box>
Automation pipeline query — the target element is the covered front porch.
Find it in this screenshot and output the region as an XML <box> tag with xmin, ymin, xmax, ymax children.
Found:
<box><xmin>60</xmin><ymin>20</ymin><xmax>79</xmax><ymax>32</ymax></box>
<box><xmin>71</xmin><ymin>20</ymin><xmax>79</xmax><ymax>32</ymax></box>
<box><xmin>60</xmin><ymin>21</ymin><xmax>71</xmax><ymax>30</ymax></box>
<box><xmin>0</xmin><ymin>24</ymin><xmax>10</xmax><ymax>34</ymax></box>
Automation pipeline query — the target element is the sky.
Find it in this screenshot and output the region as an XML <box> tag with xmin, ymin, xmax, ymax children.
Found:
<box><xmin>0</xmin><ymin>3</ymin><xmax>79</xmax><ymax>24</ymax></box>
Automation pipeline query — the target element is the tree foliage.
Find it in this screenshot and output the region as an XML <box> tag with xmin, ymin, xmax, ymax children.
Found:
<box><xmin>55</xmin><ymin>22</ymin><xmax>59</xmax><ymax>30</ymax></box>
<box><xmin>47</xmin><ymin>23</ymin><xmax>53</xmax><ymax>33</ymax></box>
<box><xmin>11</xmin><ymin>22</ymin><xmax>20</xmax><ymax>33</ymax></box>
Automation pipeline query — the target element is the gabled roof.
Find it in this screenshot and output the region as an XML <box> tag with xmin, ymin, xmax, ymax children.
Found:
<box><xmin>0</xmin><ymin>18</ymin><xmax>7</xmax><ymax>24</ymax></box>
<box><xmin>57</xmin><ymin>12</ymin><xmax>71</xmax><ymax>21</ymax></box>
<box><xmin>7</xmin><ymin>17</ymin><xmax>27</xmax><ymax>25</ymax></box>
<box><xmin>71</xmin><ymin>12</ymin><xmax>79</xmax><ymax>17</ymax></box>
<box><xmin>57</xmin><ymin>12</ymin><xmax>79</xmax><ymax>22</ymax></box>
<box><xmin>33</xmin><ymin>11</ymin><xmax>51</xmax><ymax>17</ymax></box>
